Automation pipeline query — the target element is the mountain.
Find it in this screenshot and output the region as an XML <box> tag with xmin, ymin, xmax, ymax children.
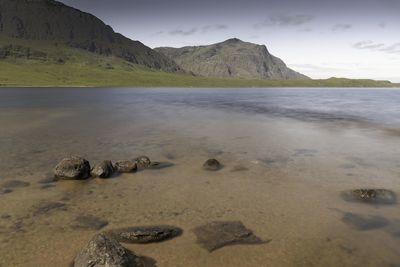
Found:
<box><xmin>0</xmin><ymin>0</ymin><xmax>181</xmax><ymax>72</ymax></box>
<box><xmin>155</xmin><ymin>38</ymin><xmax>309</xmax><ymax>80</ymax></box>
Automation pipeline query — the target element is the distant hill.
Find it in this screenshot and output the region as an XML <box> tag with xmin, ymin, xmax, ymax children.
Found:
<box><xmin>0</xmin><ymin>0</ymin><xmax>181</xmax><ymax>72</ymax></box>
<box><xmin>155</xmin><ymin>38</ymin><xmax>309</xmax><ymax>80</ymax></box>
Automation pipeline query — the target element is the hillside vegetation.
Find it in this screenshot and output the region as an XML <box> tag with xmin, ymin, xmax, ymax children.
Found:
<box><xmin>0</xmin><ymin>37</ymin><xmax>397</xmax><ymax>88</ymax></box>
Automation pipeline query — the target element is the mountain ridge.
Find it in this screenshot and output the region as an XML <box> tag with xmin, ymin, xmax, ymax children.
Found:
<box><xmin>155</xmin><ymin>38</ymin><xmax>309</xmax><ymax>80</ymax></box>
<box><xmin>0</xmin><ymin>0</ymin><xmax>181</xmax><ymax>72</ymax></box>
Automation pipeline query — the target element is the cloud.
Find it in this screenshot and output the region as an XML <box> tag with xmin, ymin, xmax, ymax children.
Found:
<box><xmin>353</xmin><ymin>41</ymin><xmax>400</xmax><ymax>54</ymax></box>
<box><xmin>353</xmin><ymin>41</ymin><xmax>385</xmax><ymax>50</ymax></box>
<box><xmin>254</xmin><ymin>14</ymin><xmax>314</xmax><ymax>28</ymax></box>
<box><xmin>378</xmin><ymin>22</ymin><xmax>386</xmax><ymax>28</ymax></box>
<box><xmin>166</xmin><ymin>24</ymin><xmax>228</xmax><ymax>36</ymax></box>
<box><xmin>202</xmin><ymin>24</ymin><xmax>228</xmax><ymax>33</ymax></box>
<box><xmin>332</xmin><ymin>24</ymin><xmax>352</xmax><ymax>32</ymax></box>
<box><xmin>168</xmin><ymin>28</ymin><xmax>198</xmax><ymax>36</ymax></box>
<box><xmin>380</xmin><ymin>43</ymin><xmax>400</xmax><ymax>54</ymax></box>
<box><xmin>298</xmin><ymin>28</ymin><xmax>312</xmax><ymax>32</ymax></box>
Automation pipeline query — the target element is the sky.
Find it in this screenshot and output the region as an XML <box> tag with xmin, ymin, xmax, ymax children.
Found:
<box><xmin>60</xmin><ymin>0</ymin><xmax>400</xmax><ymax>82</ymax></box>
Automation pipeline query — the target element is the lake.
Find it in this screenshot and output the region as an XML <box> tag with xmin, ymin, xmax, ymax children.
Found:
<box><xmin>0</xmin><ymin>87</ymin><xmax>400</xmax><ymax>266</ymax></box>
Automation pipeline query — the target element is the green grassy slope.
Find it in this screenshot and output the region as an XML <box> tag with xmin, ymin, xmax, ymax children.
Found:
<box><xmin>0</xmin><ymin>38</ymin><xmax>398</xmax><ymax>88</ymax></box>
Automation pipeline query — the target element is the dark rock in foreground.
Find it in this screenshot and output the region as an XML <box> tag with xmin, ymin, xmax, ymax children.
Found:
<box><xmin>114</xmin><ymin>160</ymin><xmax>138</xmax><ymax>173</ymax></box>
<box><xmin>91</xmin><ymin>161</ymin><xmax>114</xmax><ymax>178</ymax></box>
<box><xmin>341</xmin><ymin>212</ymin><xmax>390</xmax><ymax>231</ymax></box>
<box><xmin>1</xmin><ymin>180</ymin><xmax>30</xmax><ymax>189</ymax></box>
<box><xmin>105</xmin><ymin>225</ymin><xmax>183</xmax><ymax>244</ymax></box>
<box><xmin>341</xmin><ymin>189</ymin><xmax>397</xmax><ymax>205</ymax></box>
<box><xmin>193</xmin><ymin>221</ymin><xmax>266</xmax><ymax>252</ymax></box>
<box><xmin>54</xmin><ymin>156</ymin><xmax>91</xmax><ymax>180</ymax></box>
<box><xmin>74</xmin><ymin>234</ymin><xmax>140</xmax><ymax>267</ymax></box>
<box><xmin>71</xmin><ymin>215</ymin><xmax>109</xmax><ymax>230</ymax></box>
<box><xmin>203</xmin><ymin>159</ymin><xmax>222</xmax><ymax>171</ymax></box>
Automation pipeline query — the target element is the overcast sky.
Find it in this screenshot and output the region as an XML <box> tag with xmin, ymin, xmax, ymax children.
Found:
<box><xmin>60</xmin><ymin>0</ymin><xmax>400</xmax><ymax>82</ymax></box>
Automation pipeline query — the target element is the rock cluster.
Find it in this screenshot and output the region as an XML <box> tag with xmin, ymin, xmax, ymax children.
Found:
<box><xmin>53</xmin><ymin>155</ymin><xmax>165</xmax><ymax>180</ymax></box>
<box><xmin>73</xmin><ymin>221</ymin><xmax>266</xmax><ymax>266</ymax></box>
<box><xmin>74</xmin><ymin>225</ymin><xmax>183</xmax><ymax>267</ymax></box>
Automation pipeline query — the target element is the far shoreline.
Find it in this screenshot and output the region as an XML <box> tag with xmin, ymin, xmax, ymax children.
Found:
<box><xmin>0</xmin><ymin>85</ymin><xmax>400</xmax><ymax>89</ymax></box>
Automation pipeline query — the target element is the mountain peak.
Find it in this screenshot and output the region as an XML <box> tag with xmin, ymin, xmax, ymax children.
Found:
<box><xmin>222</xmin><ymin>38</ymin><xmax>243</xmax><ymax>43</ymax></box>
<box><xmin>155</xmin><ymin>40</ymin><xmax>309</xmax><ymax>80</ymax></box>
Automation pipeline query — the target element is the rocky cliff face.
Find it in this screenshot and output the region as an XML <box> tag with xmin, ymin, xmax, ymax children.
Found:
<box><xmin>0</xmin><ymin>0</ymin><xmax>181</xmax><ymax>71</ymax></box>
<box><xmin>156</xmin><ymin>38</ymin><xmax>309</xmax><ymax>80</ymax></box>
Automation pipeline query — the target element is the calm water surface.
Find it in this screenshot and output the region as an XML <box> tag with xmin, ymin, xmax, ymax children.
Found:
<box><xmin>0</xmin><ymin>88</ymin><xmax>400</xmax><ymax>267</ymax></box>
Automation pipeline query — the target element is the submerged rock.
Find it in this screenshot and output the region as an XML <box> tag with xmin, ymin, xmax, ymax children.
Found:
<box><xmin>147</xmin><ymin>161</ymin><xmax>174</xmax><ymax>170</ymax></box>
<box><xmin>54</xmin><ymin>156</ymin><xmax>91</xmax><ymax>180</ymax></box>
<box><xmin>71</xmin><ymin>215</ymin><xmax>109</xmax><ymax>230</ymax></box>
<box><xmin>193</xmin><ymin>221</ymin><xmax>266</xmax><ymax>252</ymax></box>
<box><xmin>1</xmin><ymin>180</ymin><xmax>30</xmax><ymax>189</ymax></box>
<box><xmin>134</xmin><ymin>156</ymin><xmax>152</xmax><ymax>169</ymax></box>
<box><xmin>105</xmin><ymin>225</ymin><xmax>182</xmax><ymax>244</ymax></box>
<box><xmin>230</xmin><ymin>165</ymin><xmax>249</xmax><ymax>172</ymax></box>
<box><xmin>38</xmin><ymin>176</ymin><xmax>57</xmax><ymax>184</ymax></box>
<box><xmin>341</xmin><ymin>212</ymin><xmax>389</xmax><ymax>231</ymax></box>
<box><xmin>40</xmin><ymin>184</ymin><xmax>56</xmax><ymax>190</ymax></box>
<box><xmin>203</xmin><ymin>159</ymin><xmax>222</xmax><ymax>171</ymax></box>
<box><xmin>341</xmin><ymin>189</ymin><xmax>397</xmax><ymax>205</ymax></box>
<box><xmin>91</xmin><ymin>161</ymin><xmax>114</xmax><ymax>178</ymax></box>
<box><xmin>114</xmin><ymin>160</ymin><xmax>137</xmax><ymax>173</ymax></box>
<box><xmin>33</xmin><ymin>201</ymin><xmax>67</xmax><ymax>216</ymax></box>
<box><xmin>0</xmin><ymin>188</ymin><xmax>12</xmax><ymax>195</ymax></box>
<box><xmin>74</xmin><ymin>234</ymin><xmax>140</xmax><ymax>267</ymax></box>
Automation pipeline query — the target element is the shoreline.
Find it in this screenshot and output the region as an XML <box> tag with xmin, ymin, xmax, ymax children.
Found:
<box><xmin>0</xmin><ymin>85</ymin><xmax>400</xmax><ymax>89</ymax></box>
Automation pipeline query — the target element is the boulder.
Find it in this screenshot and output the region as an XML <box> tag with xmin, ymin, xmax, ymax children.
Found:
<box><xmin>74</xmin><ymin>234</ymin><xmax>140</xmax><ymax>267</ymax></box>
<box><xmin>54</xmin><ymin>156</ymin><xmax>91</xmax><ymax>180</ymax></box>
<box><xmin>91</xmin><ymin>160</ymin><xmax>114</xmax><ymax>178</ymax></box>
<box><xmin>134</xmin><ymin>156</ymin><xmax>151</xmax><ymax>169</ymax></box>
<box><xmin>114</xmin><ymin>160</ymin><xmax>137</xmax><ymax>173</ymax></box>
<box><xmin>203</xmin><ymin>159</ymin><xmax>222</xmax><ymax>171</ymax></box>
<box><xmin>105</xmin><ymin>225</ymin><xmax>182</xmax><ymax>244</ymax></box>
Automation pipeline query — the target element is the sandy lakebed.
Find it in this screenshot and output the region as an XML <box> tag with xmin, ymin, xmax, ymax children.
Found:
<box><xmin>0</xmin><ymin>88</ymin><xmax>400</xmax><ymax>267</ymax></box>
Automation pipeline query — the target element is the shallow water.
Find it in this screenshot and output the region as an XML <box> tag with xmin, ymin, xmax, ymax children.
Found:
<box><xmin>0</xmin><ymin>88</ymin><xmax>400</xmax><ymax>267</ymax></box>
